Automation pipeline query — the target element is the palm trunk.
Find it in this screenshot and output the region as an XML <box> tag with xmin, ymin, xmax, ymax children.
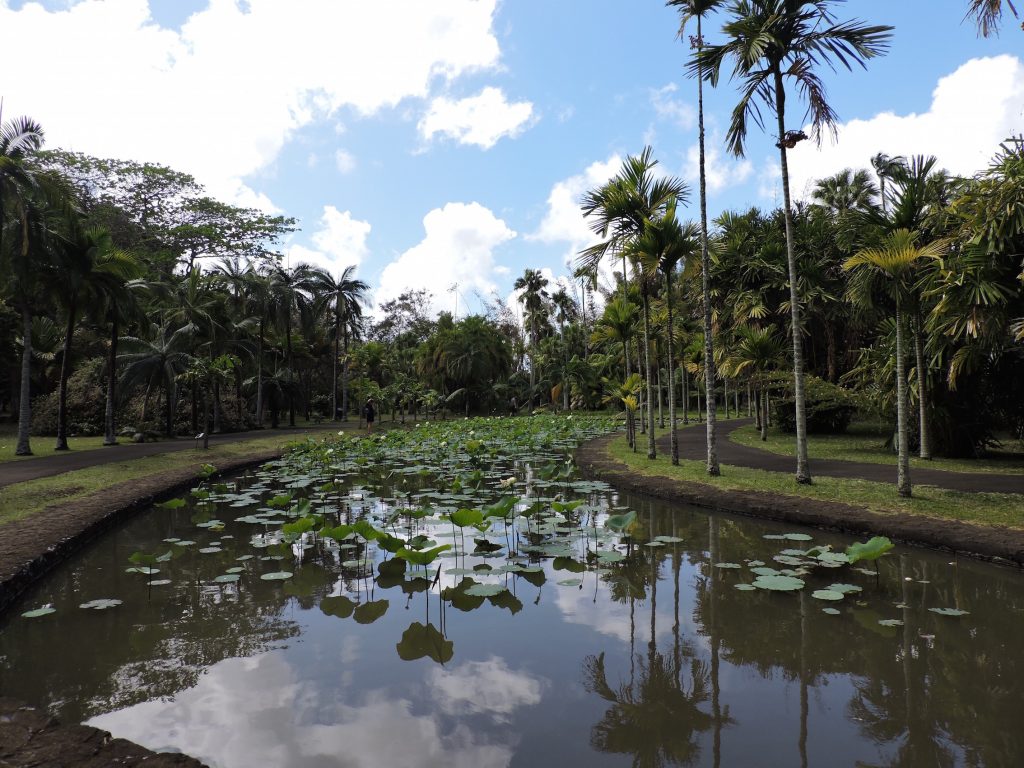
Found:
<box><xmin>55</xmin><ymin>301</ymin><xmax>77</xmax><ymax>451</ymax></box>
<box><xmin>697</xmin><ymin>17</ymin><xmax>721</xmax><ymax>477</ymax></box>
<box><xmin>15</xmin><ymin>303</ymin><xmax>33</xmax><ymax>456</ymax></box>
<box><xmin>666</xmin><ymin>273</ymin><xmax>679</xmax><ymax>465</ymax></box>
<box><xmin>657</xmin><ymin>362</ymin><xmax>664</xmax><ymax>428</ymax></box>
<box><xmin>333</xmin><ymin>304</ymin><xmax>340</xmax><ymax>420</ymax></box>
<box><xmin>761</xmin><ymin>385</ymin><xmax>769</xmax><ymax>441</ymax></box>
<box><xmin>895</xmin><ymin>302</ymin><xmax>912</xmax><ymax>497</ymax></box>
<box><xmin>774</xmin><ymin>67</ymin><xmax>811</xmax><ymax>484</ymax></box>
<box><xmin>342</xmin><ymin>327</ymin><xmax>350</xmax><ymax>421</ymax></box>
<box><xmin>286</xmin><ymin>313</ymin><xmax>295</xmax><ymax>427</ymax></box>
<box><xmin>104</xmin><ymin>316</ymin><xmax>118</xmax><ymax>445</ymax></box>
<box><xmin>641</xmin><ymin>293</ymin><xmax>656</xmax><ymax>459</ymax></box>
<box><xmin>683</xmin><ymin>370</ymin><xmax>689</xmax><ymax>425</ymax></box>
<box><xmin>914</xmin><ymin>313</ymin><xmax>931</xmax><ymax>460</ymax></box>
<box><xmin>202</xmin><ymin>379</ymin><xmax>210</xmax><ymax>449</ymax></box>
<box><xmin>256</xmin><ymin>319</ymin><xmax>265</xmax><ymax>426</ymax></box>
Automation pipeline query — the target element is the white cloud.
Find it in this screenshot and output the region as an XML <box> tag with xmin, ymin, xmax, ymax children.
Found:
<box><xmin>429</xmin><ymin>657</ymin><xmax>545</xmax><ymax>723</ymax></box>
<box><xmin>785</xmin><ymin>55</ymin><xmax>1024</xmax><ymax>200</ymax></box>
<box><xmin>375</xmin><ymin>202</ymin><xmax>516</xmax><ymax>316</ymax></box>
<box><xmin>334</xmin><ymin>149</ymin><xmax>356</xmax><ymax>174</ymax></box>
<box><xmin>529</xmin><ymin>155</ymin><xmax>621</xmax><ymax>259</ymax></box>
<box><xmin>0</xmin><ymin>0</ymin><xmax>504</xmax><ymax>207</ymax></box>
<box><xmin>287</xmin><ymin>205</ymin><xmax>371</xmax><ymax>274</ymax></box>
<box><xmin>419</xmin><ymin>87</ymin><xmax>535</xmax><ymax>149</ymax></box>
<box><xmin>650</xmin><ymin>83</ymin><xmax>695</xmax><ymax>129</ymax></box>
<box><xmin>683</xmin><ymin>139</ymin><xmax>753</xmax><ymax>196</ymax></box>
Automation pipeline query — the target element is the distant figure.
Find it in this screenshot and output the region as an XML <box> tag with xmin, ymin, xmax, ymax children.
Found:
<box><xmin>509</xmin><ymin>396</ymin><xmax>518</xmax><ymax>416</ymax></box>
<box><xmin>364</xmin><ymin>398</ymin><xmax>376</xmax><ymax>434</ymax></box>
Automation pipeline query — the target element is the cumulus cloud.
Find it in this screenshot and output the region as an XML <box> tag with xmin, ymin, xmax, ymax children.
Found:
<box><xmin>418</xmin><ymin>87</ymin><xmax>535</xmax><ymax>149</ymax></box>
<box><xmin>783</xmin><ymin>55</ymin><xmax>1024</xmax><ymax>200</ymax></box>
<box><xmin>650</xmin><ymin>83</ymin><xmax>696</xmax><ymax>129</ymax></box>
<box><xmin>374</xmin><ymin>202</ymin><xmax>516</xmax><ymax>316</ymax></box>
<box><xmin>0</xmin><ymin>0</ymin><xmax>504</xmax><ymax>207</ymax></box>
<box><xmin>683</xmin><ymin>138</ymin><xmax>753</xmax><ymax>196</ymax></box>
<box><xmin>429</xmin><ymin>657</ymin><xmax>545</xmax><ymax>723</ymax></box>
<box><xmin>287</xmin><ymin>205</ymin><xmax>371</xmax><ymax>274</ymax></box>
<box><xmin>529</xmin><ymin>155</ymin><xmax>621</xmax><ymax>259</ymax></box>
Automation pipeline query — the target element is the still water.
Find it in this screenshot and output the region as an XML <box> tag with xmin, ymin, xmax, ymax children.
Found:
<box><xmin>1</xmin><ymin>438</ymin><xmax>1022</xmax><ymax>768</ymax></box>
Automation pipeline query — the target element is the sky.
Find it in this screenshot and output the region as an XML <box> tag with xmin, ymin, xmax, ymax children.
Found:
<box><xmin>1</xmin><ymin>0</ymin><xmax>1022</xmax><ymax>317</ymax></box>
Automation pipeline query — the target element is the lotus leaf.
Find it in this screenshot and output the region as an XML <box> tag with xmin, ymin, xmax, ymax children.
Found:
<box><xmin>396</xmin><ymin>622</ymin><xmax>453</xmax><ymax>664</ymax></box>
<box><xmin>928</xmin><ymin>607</ymin><xmax>970</xmax><ymax>617</ymax></box>
<box><xmin>845</xmin><ymin>536</ymin><xmax>894</xmax><ymax>564</ymax></box>
<box><xmin>811</xmin><ymin>590</ymin><xmax>845</xmax><ymax>601</ymax></box>
<box><xmin>157</xmin><ymin>498</ymin><xmax>187</xmax><ymax>510</ymax></box>
<box><xmin>260</xmin><ymin>571</ymin><xmax>293</xmax><ymax>581</ymax></box>
<box><xmin>734</xmin><ymin>584</ymin><xmax>757</xmax><ymax>591</ymax></box>
<box><xmin>80</xmin><ymin>599</ymin><xmax>122</xmax><ymax>610</ymax></box>
<box><xmin>878</xmin><ymin>619</ymin><xmax>904</xmax><ymax>627</ymax></box>
<box><xmin>822</xmin><ymin>608</ymin><xmax>841</xmax><ymax>615</ymax></box>
<box><xmin>752</xmin><ymin>574</ymin><xmax>805</xmax><ymax>592</ymax></box>
<box><xmin>605</xmin><ymin>511</ymin><xmax>637</xmax><ymax>533</ymax></box>
<box><xmin>22</xmin><ymin>606</ymin><xmax>56</xmax><ymax>618</ymax></box>
<box><xmin>214</xmin><ymin>574</ymin><xmax>241</xmax><ymax>583</ymax></box>
<box><xmin>353</xmin><ymin>600</ymin><xmax>389</xmax><ymax>624</ymax></box>
<box><xmin>464</xmin><ymin>583</ymin><xmax>507</xmax><ymax>597</ymax></box>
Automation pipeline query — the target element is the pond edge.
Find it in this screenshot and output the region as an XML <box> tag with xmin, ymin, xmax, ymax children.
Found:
<box><xmin>575</xmin><ymin>433</ymin><xmax>1024</xmax><ymax>568</ymax></box>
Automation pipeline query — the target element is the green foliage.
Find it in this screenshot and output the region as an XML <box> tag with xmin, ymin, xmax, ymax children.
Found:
<box><xmin>844</xmin><ymin>536</ymin><xmax>895</xmax><ymax>565</ymax></box>
<box><xmin>771</xmin><ymin>375</ymin><xmax>861</xmax><ymax>434</ymax></box>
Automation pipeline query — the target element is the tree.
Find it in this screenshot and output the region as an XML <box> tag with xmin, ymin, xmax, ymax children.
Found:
<box><xmin>514</xmin><ymin>269</ymin><xmax>550</xmax><ymax>408</ymax></box>
<box><xmin>844</xmin><ymin>230</ymin><xmax>949</xmax><ymax>497</ymax></box>
<box><xmin>0</xmin><ymin>115</ymin><xmax>49</xmax><ymax>455</ymax></box>
<box><xmin>870</xmin><ymin>153</ymin><xmax>907</xmax><ymax>216</ymax></box>
<box><xmin>697</xmin><ymin>0</ymin><xmax>893</xmax><ymax>484</ymax></box>
<box><xmin>965</xmin><ymin>0</ymin><xmax>1020</xmax><ymax>36</ymax></box>
<box><xmin>312</xmin><ymin>265</ymin><xmax>368</xmax><ymax>421</ymax></box>
<box><xmin>550</xmin><ymin>287</ymin><xmax>577</xmax><ymax>410</ymax></box>
<box><xmin>119</xmin><ymin>322</ymin><xmax>195</xmax><ymax>437</ymax></box>
<box><xmin>671</xmin><ymin>0</ymin><xmax>725</xmax><ymax>475</ymax></box>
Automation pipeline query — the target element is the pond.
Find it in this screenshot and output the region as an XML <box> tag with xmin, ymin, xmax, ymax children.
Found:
<box><xmin>1</xmin><ymin>416</ymin><xmax>1023</xmax><ymax>768</ymax></box>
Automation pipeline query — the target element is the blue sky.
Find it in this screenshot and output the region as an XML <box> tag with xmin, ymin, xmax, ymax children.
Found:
<box><xmin>2</xmin><ymin>0</ymin><xmax>1022</xmax><ymax>316</ymax></box>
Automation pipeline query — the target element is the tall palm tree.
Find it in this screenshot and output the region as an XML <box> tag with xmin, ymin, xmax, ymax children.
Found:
<box><xmin>671</xmin><ymin>0</ymin><xmax>725</xmax><ymax>474</ymax></box>
<box><xmin>697</xmin><ymin>0</ymin><xmax>893</xmax><ymax>484</ymax></box>
<box><xmin>0</xmin><ymin>115</ymin><xmax>47</xmax><ymax>455</ymax></box>
<box><xmin>812</xmin><ymin>168</ymin><xmax>879</xmax><ymax>216</ymax></box>
<box><xmin>843</xmin><ymin>230</ymin><xmax>949</xmax><ymax>497</ymax></box>
<box><xmin>593</xmin><ymin>297</ymin><xmax>639</xmax><ymax>383</ymax></box>
<box><xmin>311</xmin><ymin>265</ymin><xmax>368</xmax><ymax>421</ymax></box>
<box><xmin>119</xmin><ymin>321</ymin><xmax>195</xmax><ymax>437</ymax></box>
<box><xmin>965</xmin><ymin>0</ymin><xmax>1020</xmax><ymax>36</ymax></box>
<box><xmin>870</xmin><ymin>153</ymin><xmax>907</xmax><ymax>216</ymax></box>
<box><xmin>727</xmin><ymin>325</ymin><xmax>785</xmax><ymax>440</ymax></box>
<box><xmin>268</xmin><ymin>263</ymin><xmax>320</xmax><ymax>426</ymax></box>
<box><xmin>550</xmin><ymin>287</ymin><xmax>577</xmax><ymax>410</ymax></box>
<box><xmin>513</xmin><ymin>268</ymin><xmax>550</xmax><ymax>408</ymax></box>
<box><xmin>52</xmin><ymin>227</ymin><xmax>140</xmax><ymax>450</ymax></box>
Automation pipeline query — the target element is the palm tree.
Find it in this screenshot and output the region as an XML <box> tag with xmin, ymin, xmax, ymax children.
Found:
<box><xmin>870</xmin><ymin>153</ymin><xmax>907</xmax><ymax>216</ymax></box>
<box><xmin>812</xmin><ymin>168</ymin><xmax>879</xmax><ymax>216</ymax></box>
<box><xmin>119</xmin><ymin>321</ymin><xmax>195</xmax><ymax>436</ymax></box>
<box><xmin>593</xmin><ymin>297</ymin><xmax>640</xmax><ymax>383</ymax></box>
<box><xmin>551</xmin><ymin>287</ymin><xmax>577</xmax><ymax>410</ymax></box>
<box><xmin>965</xmin><ymin>0</ymin><xmax>1020</xmax><ymax>36</ymax></box>
<box><xmin>671</xmin><ymin>0</ymin><xmax>725</xmax><ymax>474</ymax></box>
<box><xmin>727</xmin><ymin>325</ymin><xmax>785</xmax><ymax>440</ymax></box>
<box><xmin>696</xmin><ymin>0</ymin><xmax>893</xmax><ymax>484</ymax></box>
<box><xmin>0</xmin><ymin>115</ymin><xmax>46</xmax><ymax>455</ymax></box>
<box><xmin>268</xmin><ymin>263</ymin><xmax>320</xmax><ymax>426</ymax></box>
<box><xmin>843</xmin><ymin>230</ymin><xmax>949</xmax><ymax>497</ymax></box>
<box><xmin>312</xmin><ymin>265</ymin><xmax>368</xmax><ymax>421</ymax></box>
<box><xmin>513</xmin><ymin>268</ymin><xmax>550</xmax><ymax>408</ymax></box>
<box><xmin>52</xmin><ymin>227</ymin><xmax>140</xmax><ymax>450</ymax></box>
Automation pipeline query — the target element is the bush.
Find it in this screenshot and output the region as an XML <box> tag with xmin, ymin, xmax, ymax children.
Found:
<box><xmin>31</xmin><ymin>357</ymin><xmax>107</xmax><ymax>436</ymax></box>
<box><xmin>771</xmin><ymin>374</ymin><xmax>860</xmax><ymax>435</ymax></box>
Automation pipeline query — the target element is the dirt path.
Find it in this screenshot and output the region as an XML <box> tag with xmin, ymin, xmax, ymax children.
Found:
<box><xmin>658</xmin><ymin>418</ymin><xmax>1024</xmax><ymax>494</ymax></box>
<box><xmin>0</xmin><ymin>424</ymin><xmax>343</xmax><ymax>489</ymax></box>
<box><xmin>577</xmin><ymin>433</ymin><xmax>1024</xmax><ymax>566</ymax></box>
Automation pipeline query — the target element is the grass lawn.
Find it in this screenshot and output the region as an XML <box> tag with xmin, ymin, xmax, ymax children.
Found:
<box><xmin>729</xmin><ymin>420</ymin><xmax>1024</xmax><ymax>475</ymax></box>
<box><xmin>608</xmin><ymin>435</ymin><xmax>1024</xmax><ymax>530</ymax></box>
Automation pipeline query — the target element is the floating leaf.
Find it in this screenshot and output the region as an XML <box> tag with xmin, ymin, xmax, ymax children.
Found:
<box><xmin>557</xmin><ymin>578</ymin><xmax>583</xmax><ymax>587</ymax></box>
<box><xmin>464</xmin><ymin>583</ymin><xmax>507</xmax><ymax>597</ymax></box>
<box><xmin>811</xmin><ymin>590</ymin><xmax>845</xmax><ymax>602</ymax></box>
<box><xmin>605</xmin><ymin>511</ymin><xmax>637</xmax><ymax>533</ymax></box>
<box><xmin>715</xmin><ymin>562</ymin><xmax>741</xmax><ymax>569</ymax></box>
<box><xmin>928</xmin><ymin>607</ymin><xmax>970</xmax><ymax>617</ymax></box>
<box><xmin>260</xmin><ymin>571</ymin><xmax>293</xmax><ymax>581</ymax></box>
<box><xmin>396</xmin><ymin>622</ymin><xmax>453</xmax><ymax>664</ymax></box>
<box><xmin>595</xmin><ymin>550</ymin><xmax>625</xmax><ymax>563</ymax></box>
<box><xmin>320</xmin><ymin>595</ymin><xmax>356</xmax><ymax>618</ymax></box>
<box><xmin>225</xmin><ymin>567</ymin><xmax>245</xmax><ymax>574</ymax></box>
<box><xmin>199</xmin><ymin>547</ymin><xmax>222</xmax><ymax>554</ymax></box>
<box><xmin>21</xmin><ymin>606</ymin><xmax>56</xmax><ymax>618</ymax></box>
<box><xmin>125</xmin><ymin>566</ymin><xmax>160</xmax><ymax>575</ymax></box>
<box><xmin>80</xmin><ymin>598</ymin><xmax>122</xmax><ymax>610</ymax></box>
<box><xmin>655</xmin><ymin>535</ymin><xmax>684</xmax><ymax>543</ymax></box>
<box><xmin>174</xmin><ymin>540</ymin><xmax>196</xmax><ymax>547</ymax></box>
<box><xmin>734</xmin><ymin>584</ymin><xmax>757</xmax><ymax>591</ymax></box>
<box><xmin>148</xmin><ymin>579</ymin><xmax>172</xmax><ymax>586</ymax></box>
<box><xmin>822</xmin><ymin>608</ymin><xmax>841</xmax><ymax>615</ymax></box>
<box><xmin>752</xmin><ymin>574</ymin><xmax>805</xmax><ymax>592</ymax></box>
<box><xmin>828</xmin><ymin>583</ymin><xmax>862</xmax><ymax>595</ymax></box>
<box><xmin>782</xmin><ymin>533</ymin><xmax>813</xmax><ymax>541</ymax></box>
<box><xmin>878</xmin><ymin>619</ymin><xmax>904</xmax><ymax>627</ymax></box>
<box><xmin>157</xmin><ymin>498</ymin><xmax>186</xmax><ymax>510</ymax></box>
<box><xmin>214</xmin><ymin>574</ymin><xmax>241</xmax><ymax>583</ymax></box>
<box><xmin>751</xmin><ymin>567</ymin><xmax>780</xmax><ymax>577</ymax></box>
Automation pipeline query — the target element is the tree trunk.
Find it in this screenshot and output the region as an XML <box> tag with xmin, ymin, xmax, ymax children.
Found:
<box><xmin>15</xmin><ymin>304</ymin><xmax>33</xmax><ymax>456</ymax></box>
<box><xmin>774</xmin><ymin>67</ymin><xmax>812</xmax><ymax>484</ymax></box>
<box><xmin>914</xmin><ymin>315</ymin><xmax>931</xmax><ymax>460</ymax></box>
<box><xmin>697</xmin><ymin>17</ymin><xmax>720</xmax><ymax>477</ymax></box>
<box><xmin>666</xmin><ymin>273</ymin><xmax>679</xmax><ymax>465</ymax></box>
<box><xmin>104</xmin><ymin>316</ymin><xmax>119</xmax><ymax>445</ymax></box>
<box><xmin>824</xmin><ymin>321</ymin><xmax>838</xmax><ymax>382</ymax></box>
<box><xmin>342</xmin><ymin>328</ymin><xmax>350</xmax><ymax>421</ymax></box>
<box><xmin>895</xmin><ymin>304</ymin><xmax>912</xmax><ymax>497</ymax></box>
<box><xmin>683</xmin><ymin>370</ymin><xmax>689</xmax><ymax>425</ymax></box>
<box><xmin>165</xmin><ymin>379</ymin><xmax>175</xmax><ymax>437</ymax></box>
<box><xmin>55</xmin><ymin>301</ymin><xmax>77</xmax><ymax>451</ymax></box>
<box><xmin>202</xmin><ymin>380</ymin><xmax>210</xmax><ymax>449</ymax></box>
<box><xmin>642</xmin><ymin>293</ymin><xmax>656</xmax><ymax>459</ymax></box>
<box><xmin>761</xmin><ymin>385</ymin><xmax>769</xmax><ymax>441</ymax></box>
<box><xmin>333</xmin><ymin>304</ymin><xmax>340</xmax><ymax>420</ymax></box>
<box><xmin>256</xmin><ymin>320</ymin><xmax>264</xmax><ymax>426</ymax></box>
<box><xmin>755</xmin><ymin>387</ymin><xmax>762</xmax><ymax>432</ymax></box>
<box><xmin>286</xmin><ymin>314</ymin><xmax>295</xmax><ymax>427</ymax></box>
<box><xmin>657</xmin><ymin>362</ymin><xmax>664</xmax><ymax>429</ymax></box>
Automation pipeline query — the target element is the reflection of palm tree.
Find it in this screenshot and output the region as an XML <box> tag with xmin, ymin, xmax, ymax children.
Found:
<box><xmin>583</xmin><ymin>650</ymin><xmax>713</xmax><ymax>768</ymax></box>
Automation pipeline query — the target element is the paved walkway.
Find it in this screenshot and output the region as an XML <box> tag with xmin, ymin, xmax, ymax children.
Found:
<box><xmin>656</xmin><ymin>418</ymin><xmax>1024</xmax><ymax>494</ymax></box>
<box><xmin>0</xmin><ymin>424</ymin><xmax>345</xmax><ymax>489</ymax></box>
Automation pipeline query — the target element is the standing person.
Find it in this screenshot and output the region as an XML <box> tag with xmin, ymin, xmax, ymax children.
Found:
<box><xmin>364</xmin><ymin>398</ymin><xmax>376</xmax><ymax>434</ymax></box>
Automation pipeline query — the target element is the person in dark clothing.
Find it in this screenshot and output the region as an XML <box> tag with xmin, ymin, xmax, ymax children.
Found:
<box><xmin>364</xmin><ymin>398</ymin><xmax>376</xmax><ymax>433</ymax></box>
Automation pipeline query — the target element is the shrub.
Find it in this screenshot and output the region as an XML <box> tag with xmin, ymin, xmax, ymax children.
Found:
<box><xmin>31</xmin><ymin>357</ymin><xmax>106</xmax><ymax>436</ymax></box>
<box><xmin>770</xmin><ymin>374</ymin><xmax>861</xmax><ymax>435</ymax></box>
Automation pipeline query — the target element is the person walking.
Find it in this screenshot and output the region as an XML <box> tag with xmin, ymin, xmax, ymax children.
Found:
<box><xmin>364</xmin><ymin>398</ymin><xmax>376</xmax><ymax>434</ymax></box>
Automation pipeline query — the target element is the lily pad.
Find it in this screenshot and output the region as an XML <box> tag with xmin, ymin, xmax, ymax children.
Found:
<box><xmin>198</xmin><ymin>547</ymin><xmax>222</xmax><ymax>554</ymax></box>
<box><xmin>928</xmin><ymin>607</ymin><xmax>970</xmax><ymax>617</ymax></box>
<box><xmin>80</xmin><ymin>598</ymin><xmax>122</xmax><ymax>610</ymax></box>
<box><xmin>782</xmin><ymin>533</ymin><xmax>813</xmax><ymax>541</ymax></box>
<box><xmin>878</xmin><ymin>619</ymin><xmax>904</xmax><ymax>627</ymax></box>
<box><xmin>214</xmin><ymin>574</ymin><xmax>241</xmax><ymax>583</ymax></box>
<box><xmin>715</xmin><ymin>562</ymin><xmax>742</xmax><ymax>569</ymax></box>
<box><xmin>353</xmin><ymin>599</ymin><xmax>390</xmax><ymax>625</ymax></box>
<box><xmin>811</xmin><ymin>589</ymin><xmax>845</xmax><ymax>602</ymax></box>
<box><xmin>752</xmin><ymin>574</ymin><xmax>805</xmax><ymax>592</ymax></box>
<box><xmin>828</xmin><ymin>583</ymin><xmax>862</xmax><ymax>595</ymax></box>
<box><xmin>557</xmin><ymin>578</ymin><xmax>583</xmax><ymax>587</ymax></box>
<box><xmin>734</xmin><ymin>584</ymin><xmax>757</xmax><ymax>591</ymax></box>
<box><xmin>225</xmin><ymin>567</ymin><xmax>245</xmax><ymax>574</ymax></box>
<box><xmin>260</xmin><ymin>571</ymin><xmax>293</xmax><ymax>581</ymax></box>
<box><xmin>822</xmin><ymin>608</ymin><xmax>841</xmax><ymax>615</ymax></box>
<box><xmin>148</xmin><ymin>579</ymin><xmax>172</xmax><ymax>586</ymax></box>
<box><xmin>21</xmin><ymin>606</ymin><xmax>56</xmax><ymax>618</ymax></box>
<box><xmin>654</xmin><ymin>535</ymin><xmax>684</xmax><ymax>543</ymax></box>
<box><xmin>464</xmin><ymin>583</ymin><xmax>507</xmax><ymax>597</ymax></box>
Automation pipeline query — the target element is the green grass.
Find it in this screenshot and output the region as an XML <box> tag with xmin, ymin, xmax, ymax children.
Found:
<box><xmin>608</xmin><ymin>435</ymin><xmax>1024</xmax><ymax>530</ymax></box>
<box><xmin>0</xmin><ymin>432</ymin><xmax>323</xmax><ymax>527</ymax></box>
<box><xmin>729</xmin><ymin>421</ymin><xmax>1024</xmax><ymax>475</ymax></box>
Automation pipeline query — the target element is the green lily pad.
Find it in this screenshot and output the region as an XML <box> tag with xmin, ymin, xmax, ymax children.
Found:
<box><xmin>654</xmin><ymin>535</ymin><xmax>684</xmax><ymax>543</ymax></box>
<box><xmin>125</xmin><ymin>567</ymin><xmax>160</xmax><ymax>575</ymax></box>
<box><xmin>811</xmin><ymin>590</ymin><xmax>845</xmax><ymax>601</ymax></box>
<box><xmin>353</xmin><ymin>599</ymin><xmax>390</xmax><ymax>624</ymax></box>
<box><xmin>928</xmin><ymin>607</ymin><xmax>970</xmax><ymax>617</ymax></box>
<box><xmin>878</xmin><ymin>619</ymin><xmax>904</xmax><ymax>627</ymax></box>
<box><xmin>715</xmin><ymin>562</ymin><xmax>742</xmax><ymax>569</ymax></box>
<box><xmin>174</xmin><ymin>540</ymin><xmax>196</xmax><ymax>546</ymax></box>
<box><xmin>226</xmin><ymin>567</ymin><xmax>245</xmax><ymax>574</ymax></box>
<box><xmin>782</xmin><ymin>533</ymin><xmax>813</xmax><ymax>541</ymax></box>
<box><xmin>22</xmin><ymin>606</ymin><xmax>56</xmax><ymax>618</ymax></box>
<box><xmin>149</xmin><ymin>579</ymin><xmax>172</xmax><ymax>586</ymax></box>
<box><xmin>751</xmin><ymin>567</ymin><xmax>780</xmax><ymax>576</ymax></box>
<box><xmin>595</xmin><ymin>550</ymin><xmax>625</xmax><ymax>563</ymax></box>
<box><xmin>260</xmin><ymin>571</ymin><xmax>293</xmax><ymax>581</ymax></box>
<box><xmin>846</xmin><ymin>536</ymin><xmax>894</xmax><ymax>565</ymax></box>
<box><xmin>214</xmin><ymin>574</ymin><xmax>241</xmax><ymax>583</ymax></box>
<box><xmin>464</xmin><ymin>583</ymin><xmax>507</xmax><ymax>597</ymax></box>
<box><xmin>828</xmin><ymin>583</ymin><xmax>862</xmax><ymax>594</ymax></box>
<box><xmin>157</xmin><ymin>498</ymin><xmax>186</xmax><ymax>510</ymax></box>
<box><xmin>320</xmin><ymin>595</ymin><xmax>356</xmax><ymax>618</ymax></box>
<box><xmin>752</xmin><ymin>574</ymin><xmax>805</xmax><ymax>592</ymax></box>
<box><xmin>822</xmin><ymin>608</ymin><xmax>841</xmax><ymax>615</ymax></box>
<box><xmin>557</xmin><ymin>578</ymin><xmax>583</xmax><ymax>587</ymax></box>
<box><xmin>199</xmin><ymin>547</ymin><xmax>222</xmax><ymax>554</ymax></box>
<box><xmin>734</xmin><ymin>584</ymin><xmax>757</xmax><ymax>591</ymax></box>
